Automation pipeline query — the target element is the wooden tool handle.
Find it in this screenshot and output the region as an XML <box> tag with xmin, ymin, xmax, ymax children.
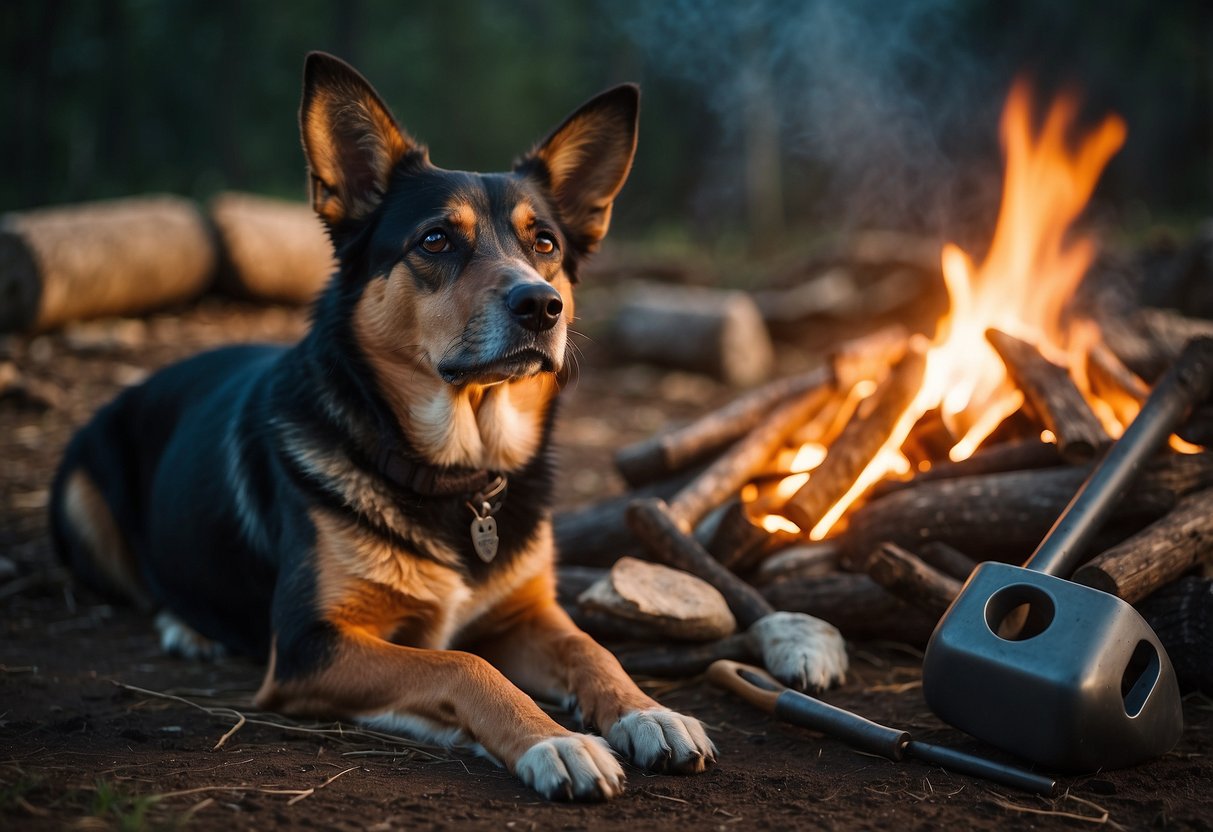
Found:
<box><xmin>706</xmin><ymin>660</ymin><xmax>782</xmax><ymax>713</ymax></box>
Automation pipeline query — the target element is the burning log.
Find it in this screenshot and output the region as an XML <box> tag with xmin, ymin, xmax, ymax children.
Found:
<box><xmin>870</xmin><ymin>439</ymin><xmax>1063</xmax><ymax>498</ymax></box>
<box><xmin>658</xmin><ymin>383</ymin><xmax>832</xmax><ymax>531</ymax></box>
<box><xmin>760</xmin><ymin>572</ymin><xmax>938</xmax><ymax>644</ymax></box>
<box><xmin>1098</xmin><ymin>307</ymin><xmax>1213</xmax><ymax>383</ymax></box>
<box><xmin>613</xmin><ymin>325</ymin><xmax>907</xmax><ymax>489</ymax></box>
<box><xmin>210</xmin><ymin>193</ymin><xmax>334</xmax><ymax>304</ymax></box>
<box><xmin>610</xmin><ymin>284</ymin><xmax>775</xmax><ymax>386</ymax></box>
<box><xmin>1073</xmin><ymin>487</ymin><xmax>1213</xmax><ymax>603</ymax></box>
<box><xmin>613</xmin><ymin>365</ymin><xmax>833</xmax><ymax>488</ymax></box>
<box><xmin>556</xmin><ymin>565</ymin><xmax>607</xmax><ymax>606</ymax></box>
<box><xmin>0</xmin><ymin>196</ymin><xmax>216</xmax><ymax>332</ymax></box>
<box><xmin>866</xmin><ymin>542</ymin><xmax>962</xmax><ymax>619</ymax></box>
<box><xmin>985</xmin><ymin>328</ymin><xmax>1110</xmax><ymax>462</ymax></box>
<box><xmin>841</xmin><ymin>452</ymin><xmax>1213</xmax><ymax>570</ymax></box>
<box><xmin>781</xmin><ymin>342</ymin><xmax>928</xmax><ymax>535</ymax></box>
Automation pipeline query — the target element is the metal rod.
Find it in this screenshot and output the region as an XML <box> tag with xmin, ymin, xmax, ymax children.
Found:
<box><xmin>906</xmin><ymin>740</ymin><xmax>1057</xmax><ymax>797</ymax></box>
<box><xmin>1025</xmin><ymin>337</ymin><xmax>1213</xmax><ymax>577</ymax></box>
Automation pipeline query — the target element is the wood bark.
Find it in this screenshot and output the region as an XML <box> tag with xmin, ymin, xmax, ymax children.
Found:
<box><xmin>613</xmin><ymin>365</ymin><xmax>832</xmax><ymax>487</ymax></box>
<box><xmin>1073</xmin><ymin>487</ymin><xmax>1213</xmax><ymax>603</ymax></box>
<box><xmin>986</xmin><ymin>328</ymin><xmax>1109</xmax><ymax>462</ymax></box>
<box><xmin>782</xmin><ymin>342</ymin><xmax>928</xmax><ymax>533</ymax></box>
<box><xmin>626</xmin><ymin>498</ymin><xmax>773</xmax><ymax>628</ymax></box>
<box><xmin>209</xmin><ymin>192</ymin><xmax>334</xmax><ymax>304</ymax></box>
<box><xmin>0</xmin><ymin>196</ymin><xmax>216</xmax><ymax>332</ymax></box>
<box><xmin>866</xmin><ymin>542</ymin><xmax>962</xmax><ymax>619</ymax></box>
<box><xmin>841</xmin><ymin>452</ymin><xmax>1213</xmax><ymax>570</ymax></box>
<box><xmin>611</xmin><ymin>284</ymin><xmax>775</xmax><ymax>386</ymax></box>
<box><xmin>760</xmin><ymin>572</ymin><xmax>938</xmax><ymax>643</ymax></box>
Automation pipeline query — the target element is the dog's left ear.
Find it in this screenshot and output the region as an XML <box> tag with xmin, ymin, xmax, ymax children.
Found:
<box><xmin>300</xmin><ymin>52</ymin><xmax>418</xmax><ymax>228</ymax></box>
<box><xmin>517</xmin><ymin>84</ymin><xmax>639</xmax><ymax>254</ymax></box>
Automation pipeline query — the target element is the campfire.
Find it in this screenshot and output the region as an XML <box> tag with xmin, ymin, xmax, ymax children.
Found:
<box><xmin>556</xmin><ymin>80</ymin><xmax>1213</xmax><ymax>674</ymax></box>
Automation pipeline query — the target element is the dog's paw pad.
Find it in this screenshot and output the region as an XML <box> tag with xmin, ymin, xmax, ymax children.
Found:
<box><xmin>750</xmin><ymin>611</ymin><xmax>848</xmax><ymax>691</ymax></box>
<box><xmin>607</xmin><ymin>709</ymin><xmax>717</xmax><ymax>774</ymax></box>
<box><xmin>155</xmin><ymin>611</ymin><xmax>227</xmax><ymax>661</ymax></box>
<box><xmin>515</xmin><ymin>734</ymin><xmax>625</xmax><ymax>801</ymax></box>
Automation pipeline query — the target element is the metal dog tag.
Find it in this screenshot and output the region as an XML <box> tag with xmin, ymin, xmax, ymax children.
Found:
<box><xmin>470</xmin><ymin>507</ymin><xmax>499</xmax><ymax>562</ymax></box>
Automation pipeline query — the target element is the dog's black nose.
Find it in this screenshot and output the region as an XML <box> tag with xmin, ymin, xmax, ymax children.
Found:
<box><xmin>506</xmin><ymin>283</ymin><xmax>563</xmax><ymax>332</ymax></box>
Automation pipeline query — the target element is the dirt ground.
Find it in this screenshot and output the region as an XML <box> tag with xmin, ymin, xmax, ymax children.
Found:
<box><xmin>3</xmin><ymin>299</ymin><xmax>1212</xmax><ymax>831</ymax></box>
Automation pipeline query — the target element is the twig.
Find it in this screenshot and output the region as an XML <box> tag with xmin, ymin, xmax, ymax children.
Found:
<box><xmin>285</xmin><ymin>766</ymin><xmax>359</xmax><ymax>805</ymax></box>
<box><xmin>212</xmin><ymin>714</ymin><xmax>246</xmax><ymax>751</ymax></box>
<box><xmin>988</xmin><ymin>790</ymin><xmax>1113</xmax><ymax>825</ymax></box>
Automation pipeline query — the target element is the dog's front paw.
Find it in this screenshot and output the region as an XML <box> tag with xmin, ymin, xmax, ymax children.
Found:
<box><xmin>515</xmin><ymin>734</ymin><xmax>625</xmax><ymax>801</ymax></box>
<box><xmin>607</xmin><ymin>709</ymin><xmax>716</xmax><ymax>774</ymax></box>
<box><xmin>749</xmin><ymin>611</ymin><xmax>848</xmax><ymax>691</ymax></box>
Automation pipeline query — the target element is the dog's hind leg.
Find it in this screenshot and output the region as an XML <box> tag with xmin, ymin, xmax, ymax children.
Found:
<box><xmin>52</xmin><ymin>468</ymin><xmax>153</xmax><ymax>611</ymax></box>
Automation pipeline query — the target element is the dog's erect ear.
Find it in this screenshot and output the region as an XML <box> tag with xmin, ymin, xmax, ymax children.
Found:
<box><xmin>300</xmin><ymin>52</ymin><xmax>416</xmax><ymax>227</ymax></box>
<box><xmin>517</xmin><ymin>84</ymin><xmax>639</xmax><ymax>254</ymax></box>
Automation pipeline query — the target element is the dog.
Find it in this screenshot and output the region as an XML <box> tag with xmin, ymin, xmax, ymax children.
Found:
<box><xmin>48</xmin><ymin>52</ymin><xmax>716</xmax><ymax>801</ymax></box>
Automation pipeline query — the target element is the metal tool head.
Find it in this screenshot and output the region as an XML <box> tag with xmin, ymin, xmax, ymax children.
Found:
<box><xmin>923</xmin><ymin>562</ymin><xmax>1183</xmax><ymax>771</ymax></box>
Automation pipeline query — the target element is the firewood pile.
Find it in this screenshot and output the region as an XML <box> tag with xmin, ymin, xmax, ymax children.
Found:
<box><xmin>554</xmin><ymin>311</ymin><xmax>1213</xmax><ymax>687</ymax></box>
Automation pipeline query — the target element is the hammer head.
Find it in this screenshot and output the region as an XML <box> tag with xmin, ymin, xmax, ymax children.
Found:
<box><xmin>922</xmin><ymin>562</ymin><xmax>1183</xmax><ymax>771</ymax></box>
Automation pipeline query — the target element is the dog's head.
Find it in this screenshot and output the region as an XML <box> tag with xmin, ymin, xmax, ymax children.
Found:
<box><xmin>300</xmin><ymin>52</ymin><xmax>637</xmax><ymax>395</ymax></box>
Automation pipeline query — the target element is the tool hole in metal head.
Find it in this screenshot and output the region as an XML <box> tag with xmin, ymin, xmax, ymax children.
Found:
<box><xmin>984</xmin><ymin>584</ymin><xmax>1055</xmax><ymax>641</ymax></box>
<box><xmin>1121</xmin><ymin>640</ymin><xmax>1160</xmax><ymax>718</ymax></box>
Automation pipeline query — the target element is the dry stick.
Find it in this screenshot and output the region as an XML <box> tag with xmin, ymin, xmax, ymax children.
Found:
<box><xmin>782</xmin><ymin>343</ymin><xmax>928</xmax><ymax>534</ymax></box>
<box><xmin>840</xmin><ymin>451</ymin><xmax>1213</xmax><ymax>571</ymax></box>
<box><xmin>1073</xmin><ymin>487</ymin><xmax>1213</xmax><ymax>603</ymax></box>
<box><xmin>614</xmin><ymin>365</ymin><xmax>832</xmax><ymax>487</ymax></box>
<box><xmin>614</xmin><ymin>632</ymin><xmax>754</xmax><ymax>678</ymax></box>
<box><xmin>916</xmin><ymin>541</ymin><xmax>980</xmax><ymax>581</ymax></box>
<box><xmin>867</xmin><ymin>542</ymin><xmax>963</xmax><ymax>620</ymax></box>
<box><xmin>985</xmin><ymin>328</ymin><xmax>1110</xmax><ymax>463</ymax></box>
<box><xmin>760</xmin><ymin>572</ymin><xmax>938</xmax><ymax>643</ymax></box>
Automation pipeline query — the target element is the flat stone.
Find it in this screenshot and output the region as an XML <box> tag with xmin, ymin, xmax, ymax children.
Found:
<box><xmin>578</xmin><ymin>556</ymin><xmax>736</xmax><ymax>641</ymax></box>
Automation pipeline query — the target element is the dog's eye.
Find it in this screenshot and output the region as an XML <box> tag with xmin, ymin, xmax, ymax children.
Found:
<box><xmin>420</xmin><ymin>230</ymin><xmax>451</xmax><ymax>254</ymax></box>
<box><xmin>534</xmin><ymin>233</ymin><xmax>557</xmax><ymax>255</ymax></box>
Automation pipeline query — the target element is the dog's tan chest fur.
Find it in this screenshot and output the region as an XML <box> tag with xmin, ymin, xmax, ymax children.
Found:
<box><xmin>311</xmin><ymin>508</ymin><xmax>553</xmax><ymax>649</ymax></box>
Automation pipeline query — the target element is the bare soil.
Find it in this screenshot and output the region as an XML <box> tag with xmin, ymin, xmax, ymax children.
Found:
<box><xmin>2</xmin><ymin>299</ymin><xmax>1211</xmax><ymax>831</ymax></box>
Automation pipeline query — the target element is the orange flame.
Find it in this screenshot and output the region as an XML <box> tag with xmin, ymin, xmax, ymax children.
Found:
<box><xmin>759</xmin><ymin>80</ymin><xmax>1128</xmax><ymax>540</ymax></box>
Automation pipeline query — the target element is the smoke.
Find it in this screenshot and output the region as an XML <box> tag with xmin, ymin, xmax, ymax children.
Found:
<box><xmin>615</xmin><ymin>0</ymin><xmax>1009</xmax><ymax>236</ymax></box>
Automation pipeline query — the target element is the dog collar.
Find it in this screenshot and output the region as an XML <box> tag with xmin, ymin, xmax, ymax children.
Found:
<box><xmin>372</xmin><ymin>445</ymin><xmax>503</xmax><ymax>499</ymax></box>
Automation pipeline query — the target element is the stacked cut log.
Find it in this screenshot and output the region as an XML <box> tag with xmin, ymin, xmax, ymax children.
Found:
<box><xmin>556</xmin><ymin>328</ymin><xmax>1213</xmax><ymax>680</ymax></box>
<box><xmin>1</xmin><ymin>192</ymin><xmax>334</xmax><ymax>333</ymax></box>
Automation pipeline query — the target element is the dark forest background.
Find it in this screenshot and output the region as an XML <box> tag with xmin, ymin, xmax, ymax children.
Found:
<box><xmin>3</xmin><ymin>0</ymin><xmax>1211</xmax><ymax>252</ymax></box>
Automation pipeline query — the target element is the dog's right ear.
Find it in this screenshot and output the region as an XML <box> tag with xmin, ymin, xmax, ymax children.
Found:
<box><xmin>300</xmin><ymin>52</ymin><xmax>417</xmax><ymax>227</ymax></box>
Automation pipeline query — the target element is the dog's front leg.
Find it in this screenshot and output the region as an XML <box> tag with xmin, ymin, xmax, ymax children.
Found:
<box><xmin>254</xmin><ymin>627</ymin><xmax>625</xmax><ymax>801</ymax></box>
<box><xmin>470</xmin><ymin>579</ymin><xmax>716</xmax><ymax>774</ymax></box>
